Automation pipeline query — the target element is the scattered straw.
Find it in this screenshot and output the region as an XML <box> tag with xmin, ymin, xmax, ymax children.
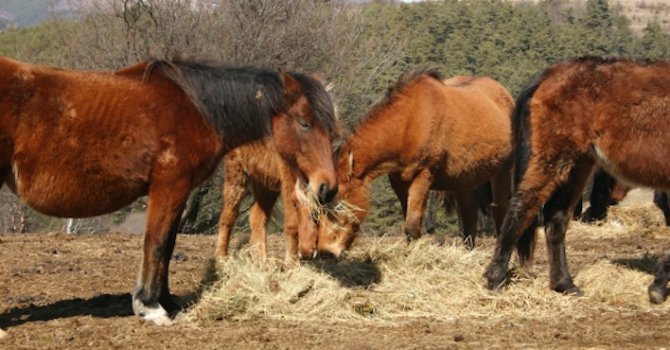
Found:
<box><xmin>182</xmin><ymin>205</ymin><xmax>670</xmax><ymax>326</ymax></box>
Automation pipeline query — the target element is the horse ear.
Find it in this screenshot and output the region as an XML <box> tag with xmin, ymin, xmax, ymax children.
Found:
<box><xmin>347</xmin><ymin>150</ymin><xmax>354</xmax><ymax>180</ymax></box>
<box><xmin>311</xmin><ymin>73</ymin><xmax>336</xmax><ymax>93</ymax></box>
<box><xmin>311</xmin><ymin>73</ymin><xmax>325</xmax><ymax>84</ymax></box>
<box><xmin>280</xmin><ymin>71</ymin><xmax>301</xmax><ymax>103</ymax></box>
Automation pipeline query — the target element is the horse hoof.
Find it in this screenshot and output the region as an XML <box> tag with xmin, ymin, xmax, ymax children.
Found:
<box><xmin>648</xmin><ymin>285</ymin><xmax>667</xmax><ymax>304</ymax></box>
<box><xmin>554</xmin><ymin>282</ymin><xmax>583</xmax><ymax>296</ymax></box>
<box><xmin>132</xmin><ymin>298</ymin><xmax>173</xmax><ymax>326</ymax></box>
<box><xmin>563</xmin><ymin>286</ymin><xmax>583</xmax><ymax>297</ymax></box>
<box><xmin>0</xmin><ymin>328</ymin><xmax>6</xmax><ymax>339</ymax></box>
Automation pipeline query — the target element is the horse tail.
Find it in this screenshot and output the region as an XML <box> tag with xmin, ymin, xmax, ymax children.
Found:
<box><xmin>511</xmin><ymin>78</ymin><xmax>542</xmax><ymax>266</ymax></box>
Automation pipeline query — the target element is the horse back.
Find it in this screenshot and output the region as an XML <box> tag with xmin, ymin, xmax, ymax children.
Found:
<box><xmin>223</xmin><ymin>139</ymin><xmax>285</xmax><ymax>192</ymax></box>
<box><xmin>0</xmin><ymin>59</ymin><xmax>223</xmax><ymax>217</ymax></box>
<box><xmin>529</xmin><ymin>58</ymin><xmax>670</xmax><ymax>189</ymax></box>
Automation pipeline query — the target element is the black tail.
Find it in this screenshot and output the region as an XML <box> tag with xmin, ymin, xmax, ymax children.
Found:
<box><xmin>511</xmin><ymin>79</ymin><xmax>542</xmax><ymax>266</ymax></box>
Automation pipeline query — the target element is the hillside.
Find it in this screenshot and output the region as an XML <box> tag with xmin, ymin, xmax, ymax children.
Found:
<box><xmin>0</xmin><ymin>0</ymin><xmax>70</xmax><ymax>28</ymax></box>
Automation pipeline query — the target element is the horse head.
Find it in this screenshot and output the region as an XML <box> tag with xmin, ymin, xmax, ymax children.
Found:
<box><xmin>298</xmin><ymin>147</ymin><xmax>369</xmax><ymax>259</ymax></box>
<box><xmin>272</xmin><ymin>72</ymin><xmax>339</xmax><ymax>205</ymax></box>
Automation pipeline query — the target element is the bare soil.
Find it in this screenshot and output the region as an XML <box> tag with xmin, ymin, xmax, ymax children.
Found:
<box><xmin>1</xmin><ymin>227</ymin><xmax>670</xmax><ymax>349</ymax></box>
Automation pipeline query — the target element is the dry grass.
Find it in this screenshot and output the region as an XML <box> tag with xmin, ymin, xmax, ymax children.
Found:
<box><xmin>183</xmin><ymin>204</ymin><xmax>670</xmax><ymax>326</ymax></box>
<box><xmin>293</xmin><ymin>181</ymin><xmax>362</xmax><ymax>225</ymax></box>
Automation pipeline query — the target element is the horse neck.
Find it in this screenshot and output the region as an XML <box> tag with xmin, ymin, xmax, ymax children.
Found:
<box><xmin>338</xmin><ymin>105</ymin><xmax>411</xmax><ymax>184</ymax></box>
<box><xmin>0</xmin><ymin>58</ymin><xmax>20</xmax><ymax>94</ymax></box>
<box><xmin>0</xmin><ymin>58</ymin><xmax>23</xmax><ymax>126</ymax></box>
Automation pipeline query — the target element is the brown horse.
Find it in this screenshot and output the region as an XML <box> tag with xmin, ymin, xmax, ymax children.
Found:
<box><xmin>215</xmin><ymin>137</ymin><xmax>321</xmax><ymax>262</ymax></box>
<box><xmin>0</xmin><ymin>57</ymin><xmax>339</xmax><ymax>326</ymax></box>
<box><xmin>303</xmin><ymin>72</ymin><xmax>514</xmax><ymax>257</ymax></box>
<box><xmin>483</xmin><ymin>57</ymin><xmax>670</xmax><ymax>303</ymax></box>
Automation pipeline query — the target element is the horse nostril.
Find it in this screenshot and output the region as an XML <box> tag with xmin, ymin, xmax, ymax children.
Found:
<box><xmin>318</xmin><ymin>184</ymin><xmax>338</xmax><ymax>204</ymax></box>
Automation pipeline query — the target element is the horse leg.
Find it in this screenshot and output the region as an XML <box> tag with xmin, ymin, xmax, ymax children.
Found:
<box><xmin>582</xmin><ymin>168</ymin><xmax>616</xmax><ymax>222</ymax></box>
<box><xmin>653</xmin><ymin>190</ymin><xmax>670</xmax><ymax>227</ymax></box>
<box><xmin>424</xmin><ymin>191</ymin><xmax>440</xmax><ymax>234</ymax></box>
<box><xmin>215</xmin><ymin>166</ymin><xmax>248</xmax><ymax>260</ymax></box>
<box><xmin>133</xmin><ymin>180</ymin><xmax>191</xmax><ymax>325</ymax></box>
<box><xmin>388</xmin><ymin>172</ymin><xmax>409</xmax><ymax>218</ymax></box>
<box><xmin>454</xmin><ymin>189</ymin><xmax>479</xmax><ymax>249</ymax></box>
<box><xmin>542</xmin><ymin>159</ymin><xmax>594</xmax><ymax>295</ymax></box>
<box><xmin>484</xmin><ymin>154</ymin><xmax>584</xmax><ymax>290</ymax></box>
<box><xmin>490</xmin><ymin>158</ymin><xmax>512</xmax><ymax>235</ymax></box>
<box><xmin>649</xmin><ymin>193</ymin><xmax>670</xmax><ymax>302</ymax></box>
<box><xmin>283</xmin><ymin>192</ymin><xmax>300</xmax><ymax>263</ymax></box>
<box><xmin>248</xmin><ymin>180</ymin><xmax>279</xmax><ymax>261</ymax></box>
<box><xmin>649</xmin><ymin>252</ymin><xmax>670</xmax><ymax>303</ymax></box>
<box><xmin>402</xmin><ymin>170</ymin><xmax>433</xmax><ymax>241</ymax></box>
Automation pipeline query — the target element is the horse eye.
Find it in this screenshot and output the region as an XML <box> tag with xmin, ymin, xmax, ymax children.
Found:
<box><xmin>298</xmin><ymin>118</ymin><xmax>312</xmax><ymax>130</ymax></box>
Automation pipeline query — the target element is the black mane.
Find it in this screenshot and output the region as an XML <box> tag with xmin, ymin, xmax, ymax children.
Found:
<box><xmin>145</xmin><ymin>60</ymin><xmax>337</xmax><ymax>149</ymax></box>
<box><xmin>290</xmin><ymin>72</ymin><xmax>339</xmax><ymax>140</ymax></box>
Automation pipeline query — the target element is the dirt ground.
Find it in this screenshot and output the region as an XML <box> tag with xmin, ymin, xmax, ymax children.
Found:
<box><xmin>1</xmin><ymin>226</ymin><xmax>670</xmax><ymax>349</ymax></box>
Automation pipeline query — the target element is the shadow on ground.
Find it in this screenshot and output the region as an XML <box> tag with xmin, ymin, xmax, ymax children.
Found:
<box><xmin>306</xmin><ymin>256</ymin><xmax>381</xmax><ymax>288</ymax></box>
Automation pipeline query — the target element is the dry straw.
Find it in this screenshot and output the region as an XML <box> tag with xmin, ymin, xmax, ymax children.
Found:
<box><xmin>292</xmin><ymin>181</ymin><xmax>363</xmax><ymax>235</ymax></box>
<box><xmin>183</xmin><ymin>204</ymin><xmax>670</xmax><ymax>325</ymax></box>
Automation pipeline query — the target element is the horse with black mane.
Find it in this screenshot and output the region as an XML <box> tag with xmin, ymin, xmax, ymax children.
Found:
<box><xmin>215</xmin><ymin>80</ymin><xmax>339</xmax><ymax>263</ymax></box>
<box><xmin>484</xmin><ymin>56</ymin><xmax>670</xmax><ymax>303</ymax></box>
<box><xmin>0</xmin><ymin>57</ymin><xmax>339</xmax><ymax>327</ymax></box>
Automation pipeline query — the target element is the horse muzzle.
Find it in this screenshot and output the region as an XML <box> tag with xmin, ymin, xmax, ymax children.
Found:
<box><xmin>317</xmin><ymin>182</ymin><xmax>338</xmax><ymax>205</ymax></box>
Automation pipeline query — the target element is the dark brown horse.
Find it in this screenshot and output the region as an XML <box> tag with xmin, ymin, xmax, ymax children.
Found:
<box><xmin>424</xmin><ymin>185</ymin><xmax>496</xmax><ymax>235</ymax></box>
<box><xmin>0</xmin><ymin>57</ymin><xmax>338</xmax><ymax>326</ymax></box>
<box><xmin>483</xmin><ymin>57</ymin><xmax>670</xmax><ymax>303</ymax></box>
<box><xmin>303</xmin><ymin>72</ymin><xmax>514</xmax><ymax>257</ymax></box>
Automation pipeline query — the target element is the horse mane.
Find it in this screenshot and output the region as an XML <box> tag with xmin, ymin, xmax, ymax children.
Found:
<box><xmin>385</xmin><ymin>68</ymin><xmax>443</xmax><ymax>100</ymax></box>
<box><xmin>354</xmin><ymin>68</ymin><xmax>444</xmax><ymax>131</ymax></box>
<box><xmin>290</xmin><ymin>73</ymin><xmax>340</xmax><ymax>140</ymax></box>
<box><xmin>144</xmin><ymin>59</ymin><xmax>339</xmax><ymax>149</ymax></box>
<box><xmin>144</xmin><ymin>59</ymin><xmax>286</xmax><ymax>148</ymax></box>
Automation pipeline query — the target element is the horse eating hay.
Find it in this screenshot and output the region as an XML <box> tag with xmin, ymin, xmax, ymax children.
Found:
<box><xmin>0</xmin><ymin>57</ymin><xmax>339</xmax><ymax>326</ymax></box>
<box><xmin>306</xmin><ymin>72</ymin><xmax>514</xmax><ymax>257</ymax></box>
<box><xmin>216</xmin><ymin>79</ymin><xmax>338</xmax><ymax>262</ymax></box>
<box><xmin>215</xmin><ymin>138</ymin><xmax>326</xmax><ymax>262</ymax></box>
<box><xmin>484</xmin><ymin>57</ymin><xmax>670</xmax><ymax>303</ymax></box>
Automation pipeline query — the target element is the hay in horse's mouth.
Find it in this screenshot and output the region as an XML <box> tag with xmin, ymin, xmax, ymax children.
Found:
<box><xmin>293</xmin><ymin>181</ymin><xmax>363</xmax><ymax>232</ymax></box>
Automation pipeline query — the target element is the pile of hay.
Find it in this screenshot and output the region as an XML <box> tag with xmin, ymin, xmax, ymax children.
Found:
<box><xmin>183</xmin><ymin>205</ymin><xmax>670</xmax><ymax>325</ymax></box>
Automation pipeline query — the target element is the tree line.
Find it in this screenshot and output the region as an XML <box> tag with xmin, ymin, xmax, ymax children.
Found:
<box><xmin>0</xmin><ymin>0</ymin><xmax>668</xmax><ymax>235</ymax></box>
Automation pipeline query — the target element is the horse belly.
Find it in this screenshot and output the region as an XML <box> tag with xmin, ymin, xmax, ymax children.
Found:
<box><xmin>433</xmin><ymin>161</ymin><xmax>503</xmax><ymax>190</ymax></box>
<box><xmin>439</xmin><ymin>140</ymin><xmax>511</xmax><ymax>187</ymax></box>
<box><xmin>593</xmin><ymin>143</ymin><xmax>670</xmax><ymax>190</ymax></box>
<box><xmin>11</xmin><ymin>164</ymin><xmax>148</xmax><ymax>218</ymax></box>
<box><xmin>10</xmin><ymin>143</ymin><xmax>153</xmax><ymax>218</ymax></box>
